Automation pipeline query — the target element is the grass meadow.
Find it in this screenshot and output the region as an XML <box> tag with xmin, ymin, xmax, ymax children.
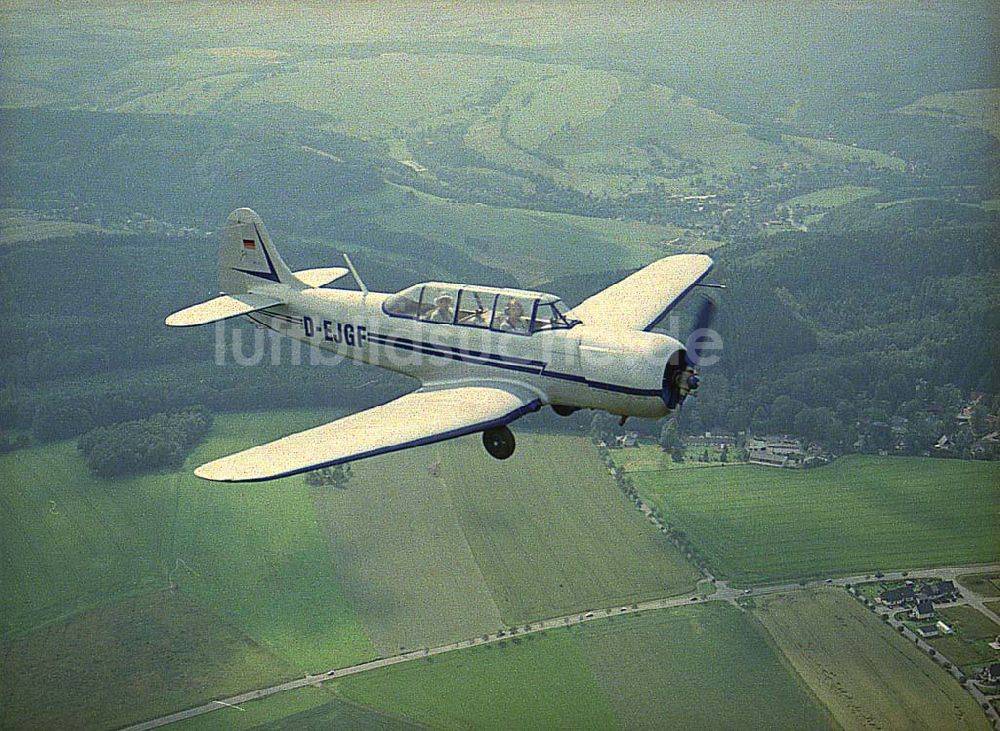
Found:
<box><xmin>1</xmin><ymin>412</ymin><xmax>698</xmax><ymax>728</ymax></box>
<box><xmin>311</xmin><ymin>431</ymin><xmax>700</xmax><ymax>654</ymax></box>
<box><xmin>365</xmin><ymin>184</ymin><xmax>680</xmax><ymax>285</ymax></box>
<box><xmin>633</xmin><ymin>456</ymin><xmax>1000</xmax><ymax>585</ymax></box>
<box><xmin>437</xmin><ymin>433</ymin><xmax>701</xmax><ymax>624</ymax></box>
<box><xmin>928</xmin><ymin>605</ymin><xmax>1000</xmax><ymax>671</ymax></box>
<box><xmin>957</xmin><ymin>572</ymin><xmax>1000</xmax><ymax>597</ymax></box>
<box><xmin>1</xmin><ymin>591</ymin><xmax>295</xmax><ymax>731</ymax></box>
<box><xmin>754</xmin><ymin>589</ymin><xmax>988</xmax><ymax>730</ymax></box>
<box><xmin>321</xmin><ymin>602</ymin><xmax>835</xmax><ymax>729</ymax></box>
<box><xmin>575</xmin><ymin>602</ymin><xmax>836</xmax><ymax>729</ymax></box>
<box><xmin>898</xmin><ymin>88</ymin><xmax>1000</xmax><ymax>140</ymax></box>
<box><xmin>783</xmin><ymin>134</ymin><xmax>908</xmax><ymax>171</ymax></box>
<box><xmin>1</xmin><ymin>411</ymin><xmax>376</xmax><ymax>729</ymax></box>
<box><xmin>173</xmin><ymin>686</ymin><xmax>418</xmax><ymax>731</ymax></box>
<box><xmin>337</xmin><ymin>631</ymin><xmax>618</xmax><ymax>731</ymax></box>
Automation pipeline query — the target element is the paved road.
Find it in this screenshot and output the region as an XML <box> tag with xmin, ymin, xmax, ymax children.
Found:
<box><xmin>121</xmin><ymin>562</ymin><xmax>1000</xmax><ymax>731</ymax></box>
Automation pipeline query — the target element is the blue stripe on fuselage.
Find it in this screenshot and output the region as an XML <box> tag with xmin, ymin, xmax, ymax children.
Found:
<box><xmin>367</xmin><ymin>332</ymin><xmax>660</xmax><ymax>398</ymax></box>
<box><xmin>244</xmin><ymin>318</ymin><xmax>660</xmax><ymax>399</ymax></box>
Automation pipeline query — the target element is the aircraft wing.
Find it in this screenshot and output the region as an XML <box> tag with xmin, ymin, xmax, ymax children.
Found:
<box><xmin>568</xmin><ymin>254</ymin><xmax>714</xmax><ymax>332</ymax></box>
<box><xmin>194</xmin><ymin>385</ymin><xmax>542</xmax><ymax>482</ymax></box>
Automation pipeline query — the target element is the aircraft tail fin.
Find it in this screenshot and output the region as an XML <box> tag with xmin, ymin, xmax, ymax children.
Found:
<box><xmin>218</xmin><ymin>208</ymin><xmax>299</xmax><ymax>294</ymax></box>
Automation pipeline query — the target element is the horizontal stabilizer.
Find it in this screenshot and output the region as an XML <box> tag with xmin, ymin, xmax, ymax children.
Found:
<box><xmin>293</xmin><ymin>267</ymin><xmax>350</xmax><ymax>288</ymax></box>
<box><xmin>165</xmin><ymin>293</ymin><xmax>283</xmax><ymax>327</ymax></box>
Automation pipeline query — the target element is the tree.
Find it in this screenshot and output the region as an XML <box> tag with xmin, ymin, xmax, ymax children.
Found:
<box><xmin>305</xmin><ymin>464</ymin><xmax>352</xmax><ymax>488</ymax></box>
<box><xmin>659</xmin><ymin>420</ymin><xmax>684</xmax><ymax>453</ymax></box>
<box><xmin>76</xmin><ymin>406</ymin><xmax>212</xmax><ymax>478</ymax></box>
<box><xmin>768</xmin><ymin>395</ymin><xmax>806</xmax><ymax>434</ymax></box>
<box><xmin>794</xmin><ymin>406</ymin><xmax>843</xmax><ymax>447</ymax></box>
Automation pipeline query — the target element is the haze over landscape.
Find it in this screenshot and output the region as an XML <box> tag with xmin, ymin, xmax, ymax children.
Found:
<box><xmin>1</xmin><ymin>2</ymin><xmax>998</xmax><ymax>729</ymax></box>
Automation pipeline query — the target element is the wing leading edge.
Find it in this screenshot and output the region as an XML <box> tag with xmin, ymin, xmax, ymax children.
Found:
<box><xmin>568</xmin><ymin>253</ymin><xmax>714</xmax><ymax>332</ymax></box>
<box><xmin>195</xmin><ymin>385</ymin><xmax>542</xmax><ymax>482</ymax></box>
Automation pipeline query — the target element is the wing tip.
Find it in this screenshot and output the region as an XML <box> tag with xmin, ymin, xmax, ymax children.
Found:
<box><xmin>193</xmin><ymin>462</ymin><xmax>226</xmax><ymax>481</ymax></box>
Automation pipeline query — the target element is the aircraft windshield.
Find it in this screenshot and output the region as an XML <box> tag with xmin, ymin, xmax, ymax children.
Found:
<box><xmin>383</xmin><ymin>285</ymin><xmax>422</xmax><ymax>318</ymax></box>
<box><xmin>531</xmin><ymin>300</ymin><xmax>579</xmax><ymax>332</ymax></box>
<box><xmin>384</xmin><ymin>284</ymin><xmax>576</xmax><ymax>335</ymax></box>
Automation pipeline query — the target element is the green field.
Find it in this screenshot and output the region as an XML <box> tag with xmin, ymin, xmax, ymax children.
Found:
<box><xmin>576</xmin><ymin>602</ymin><xmax>835</xmax><ymax>729</ymax></box>
<box><xmin>928</xmin><ymin>605</ymin><xmax>1000</xmax><ymax>671</ymax></box>
<box><xmin>505</xmin><ymin>67</ymin><xmax>622</xmax><ymax>150</ymax></box>
<box><xmin>167</xmin><ymin>412</ymin><xmax>376</xmax><ymax>670</ymax></box>
<box><xmin>439</xmin><ymin>433</ymin><xmax>701</xmax><ymax>623</ymax></box>
<box><xmin>633</xmin><ymin>456</ymin><xmax>1000</xmax><ymax>585</ymax></box>
<box><xmin>0</xmin><ymin>411</ymin><xmax>377</xmax><ymax>728</ymax></box>
<box><xmin>363</xmin><ymin>184</ymin><xmax>682</xmax><ymax>285</ymax></box>
<box><xmin>249</xmin><ymin>602</ymin><xmax>834</xmax><ymax>729</ymax></box>
<box><xmin>897</xmin><ymin>88</ymin><xmax>1000</xmax><ymax>140</ymax></box>
<box><xmin>1</xmin><ymin>413</ymin><xmax>700</xmax><ymax>727</ymax></box>
<box><xmin>338</xmin><ymin>631</ymin><xmax>618</xmax><ymax>730</ymax></box>
<box><xmin>2</xmin><ymin>591</ymin><xmax>295</xmax><ymax>731</ymax></box>
<box><xmin>88</xmin><ymin>45</ymin><xmax>863</xmax><ymax>201</ymax></box>
<box><xmin>309</xmin><ymin>441</ymin><xmax>505</xmax><ymax>656</ymax></box>
<box><xmin>754</xmin><ymin>589</ymin><xmax>988</xmax><ymax>730</ymax></box>
<box><xmin>957</xmin><ymin>572</ymin><xmax>1000</xmax><ymax>597</ymax></box>
<box><xmin>170</xmin><ymin>684</ymin><xmax>419</xmax><ymax>731</ymax></box>
<box><xmin>312</xmin><ymin>432</ymin><xmax>700</xmax><ymax>654</ymax></box>
<box><xmin>783</xmin><ymin>134</ymin><xmax>908</xmax><ymax>171</ymax></box>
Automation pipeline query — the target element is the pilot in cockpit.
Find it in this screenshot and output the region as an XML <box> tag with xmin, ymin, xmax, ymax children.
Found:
<box><xmin>430</xmin><ymin>294</ymin><xmax>454</xmax><ymax>323</ymax></box>
<box><xmin>499</xmin><ymin>298</ymin><xmax>526</xmax><ymax>331</ymax></box>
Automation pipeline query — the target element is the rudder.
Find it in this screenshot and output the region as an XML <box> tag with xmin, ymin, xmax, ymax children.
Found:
<box><xmin>218</xmin><ymin>208</ymin><xmax>298</xmax><ymax>294</ymax></box>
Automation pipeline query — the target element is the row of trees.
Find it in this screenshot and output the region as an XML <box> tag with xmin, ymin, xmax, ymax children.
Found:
<box><xmin>77</xmin><ymin>406</ymin><xmax>213</xmax><ymax>477</ymax></box>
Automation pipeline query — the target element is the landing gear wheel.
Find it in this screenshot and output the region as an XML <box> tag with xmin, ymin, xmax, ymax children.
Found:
<box><xmin>552</xmin><ymin>404</ymin><xmax>579</xmax><ymax>417</ymax></box>
<box><xmin>482</xmin><ymin>426</ymin><xmax>516</xmax><ymax>460</ymax></box>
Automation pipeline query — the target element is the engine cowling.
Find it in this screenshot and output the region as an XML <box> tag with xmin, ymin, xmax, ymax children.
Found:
<box><xmin>575</xmin><ymin>327</ymin><xmax>688</xmax><ymax>417</ymax></box>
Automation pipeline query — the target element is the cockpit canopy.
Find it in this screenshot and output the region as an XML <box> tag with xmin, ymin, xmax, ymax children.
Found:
<box><xmin>383</xmin><ymin>283</ymin><xmax>580</xmax><ymax>334</ymax></box>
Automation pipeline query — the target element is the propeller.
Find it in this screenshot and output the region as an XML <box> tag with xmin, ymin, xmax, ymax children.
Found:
<box><xmin>663</xmin><ymin>295</ymin><xmax>718</xmax><ymax>409</ymax></box>
<box><xmin>686</xmin><ymin>296</ymin><xmax>717</xmax><ymax>367</ymax></box>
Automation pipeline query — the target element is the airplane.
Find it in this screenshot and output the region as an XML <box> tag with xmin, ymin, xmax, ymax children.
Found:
<box><xmin>166</xmin><ymin>208</ymin><xmax>717</xmax><ymax>482</ymax></box>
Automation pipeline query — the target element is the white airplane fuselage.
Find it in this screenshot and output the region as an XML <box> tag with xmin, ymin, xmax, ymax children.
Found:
<box><xmin>244</xmin><ymin>285</ymin><xmax>683</xmax><ymax>419</ymax></box>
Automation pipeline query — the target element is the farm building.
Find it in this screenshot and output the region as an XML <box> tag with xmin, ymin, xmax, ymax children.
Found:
<box><xmin>748</xmin><ymin>449</ymin><xmax>788</xmax><ymax>468</ymax></box>
<box><xmin>746</xmin><ymin>435</ymin><xmax>806</xmax><ymax>467</ymax></box>
<box><xmin>916</xmin><ymin>625</ymin><xmax>939</xmax><ymax>638</ymax></box>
